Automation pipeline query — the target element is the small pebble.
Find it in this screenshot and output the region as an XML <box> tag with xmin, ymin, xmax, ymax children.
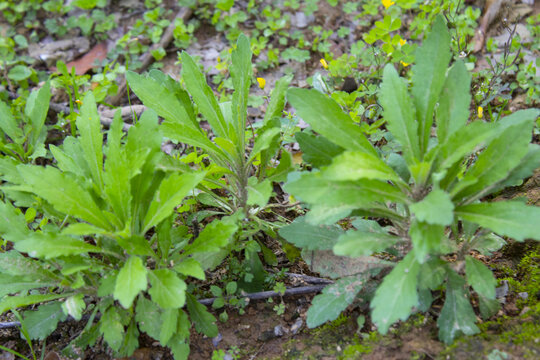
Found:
<box><xmin>495</xmin><ymin>280</ymin><xmax>509</xmax><ymax>303</ymax></box>
<box><xmin>274</xmin><ymin>324</ymin><xmax>285</xmax><ymax>337</ymax></box>
<box><xmin>212</xmin><ymin>333</ymin><xmax>223</xmax><ymax>347</ymax></box>
<box><xmin>518</xmin><ymin>292</ymin><xmax>529</xmax><ymax>300</ymax></box>
<box><xmin>291</xmin><ymin>318</ymin><xmax>303</xmax><ymax>335</ymax></box>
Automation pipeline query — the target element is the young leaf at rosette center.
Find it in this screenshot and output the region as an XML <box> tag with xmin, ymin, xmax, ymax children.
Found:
<box><xmin>370</xmin><ymin>251</ymin><xmax>420</xmax><ymax>334</ymax></box>
<box><xmin>411</xmin><ymin>15</ymin><xmax>451</xmax><ymax>154</ymax></box>
<box><xmin>409</xmin><ymin>189</ymin><xmax>454</xmax><ymax>226</ymax></box>
<box><xmin>148</xmin><ymin>269</ymin><xmax>187</xmax><ymax>309</ymax></box>
<box><xmin>438</xmin><ymin>270</ymin><xmax>479</xmax><ymax>344</ymax></box>
<box><xmin>333</xmin><ymin>229</ymin><xmax>400</xmax><ymax>257</ymax></box>
<box><xmin>143</xmin><ymin>171</ymin><xmax>206</xmax><ymax>233</ymax></box>
<box><xmin>436</xmin><ymin>60</ymin><xmax>471</xmax><ymax>143</ymax></box>
<box><xmin>76</xmin><ymin>91</ymin><xmax>104</xmax><ymax>191</ymax></box>
<box><xmin>286</xmin><ymin>88</ymin><xmax>376</xmax><ymax>155</ymax></box>
<box><xmin>114</xmin><ymin>256</ymin><xmax>148</xmax><ymax>309</ymax></box>
<box><xmin>306</xmin><ymin>276</ymin><xmax>365</xmax><ymax>328</ymax></box>
<box><xmin>278</xmin><ymin>216</ymin><xmax>344</xmax><ymax>251</ymax></box>
<box><xmin>455</xmin><ymin>201</ymin><xmax>540</xmax><ymax>242</ymax></box>
<box><xmin>25</xmin><ymin>80</ymin><xmax>51</xmax><ymax>147</ymax></box>
<box><xmin>230</xmin><ymin>34</ymin><xmax>253</xmax><ymax>143</ymax></box>
<box><xmin>379</xmin><ymin>64</ymin><xmax>420</xmax><ymax>166</ymax></box>
<box><xmin>322</xmin><ymin>150</ymin><xmax>405</xmax><ymax>185</ymax></box>
<box><xmin>465</xmin><ymin>256</ymin><xmax>496</xmax><ymax>299</ymax></box>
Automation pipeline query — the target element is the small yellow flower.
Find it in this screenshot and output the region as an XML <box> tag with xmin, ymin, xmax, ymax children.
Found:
<box><xmin>256</xmin><ymin>77</ymin><xmax>266</xmax><ymax>89</ymax></box>
<box><xmin>75</xmin><ymin>99</ymin><xmax>83</xmax><ymax>105</ymax></box>
<box><xmin>478</xmin><ymin>106</ymin><xmax>483</xmax><ymax>118</ymax></box>
<box><xmin>320</xmin><ymin>58</ymin><xmax>329</xmax><ymax>69</ymax></box>
<box><xmin>400</xmin><ymin>61</ymin><xmax>410</xmax><ymax>67</ymax></box>
<box><xmin>399</xmin><ymin>39</ymin><xmax>407</xmax><ymax>46</ymax></box>
<box><xmin>382</xmin><ymin>0</ymin><xmax>395</xmax><ymax>9</ymax></box>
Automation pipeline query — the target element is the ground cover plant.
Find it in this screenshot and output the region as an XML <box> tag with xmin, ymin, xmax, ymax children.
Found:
<box><xmin>0</xmin><ymin>0</ymin><xmax>539</xmax><ymax>359</ymax></box>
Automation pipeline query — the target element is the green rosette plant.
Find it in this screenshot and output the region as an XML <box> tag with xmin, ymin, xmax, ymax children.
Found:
<box><xmin>0</xmin><ymin>92</ymin><xmax>238</xmax><ymax>359</ymax></box>
<box><xmin>125</xmin><ymin>34</ymin><xmax>294</xmax><ymax>290</ymax></box>
<box><xmin>279</xmin><ymin>16</ymin><xmax>540</xmax><ymax>343</ymax></box>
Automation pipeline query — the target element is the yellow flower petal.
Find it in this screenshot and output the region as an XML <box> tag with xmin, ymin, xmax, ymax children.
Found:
<box><xmin>399</xmin><ymin>39</ymin><xmax>406</xmax><ymax>46</ymax></box>
<box><xmin>478</xmin><ymin>106</ymin><xmax>483</xmax><ymax>118</ymax></box>
<box><xmin>400</xmin><ymin>61</ymin><xmax>410</xmax><ymax>67</ymax></box>
<box><xmin>382</xmin><ymin>0</ymin><xmax>395</xmax><ymax>9</ymax></box>
<box><xmin>256</xmin><ymin>77</ymin><xmax>266</xmax><ymax>89</ymax></box>
<box><xmin>320</xmin><ymin>58</ymin><xmax>329</xmax><ymax>69</ymax></box>
<box><xmin>75</xmin><ymin>99</ymin><xmax>83</xmax><ymax>105</ymax></box>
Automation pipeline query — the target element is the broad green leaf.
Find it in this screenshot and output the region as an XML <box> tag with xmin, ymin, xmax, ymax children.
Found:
<box><xmin>15</xmin><ymin>233</ymin><xmax>100</xmax><ymax>259</ymax></box>
<box><xmin>370</xmin><ymin>252</ymin><xmax>420</xmax><ymax>334</ymax></box>
<box><xmin>0</xmin><ymin>293</ymin><xmax>66</xmax><ymax>314</ymax></box>
<box><xmin>17</xmin><ymin>165</ymin><xmax>112</xmax><ymax>230</ymax></box>
<box><xmin>453</xmin><ymin>115</ymin><xmax>535</xmax><ymax>202</ymax></box>
<box><xmin>409</xmin><ymin>220</ymin><xmax>444</xmax><ymax>263</ymax></box>
<box><xmin>278</xmin><ymin>216</ymin><xmax>344</xmax><ymax>251</ymax></box>
<box><xmin>456</xmin><ymin>201</ymin><xmax>540</xmax><ymax>241</ymax></box>
<box><xmin>478</xmin><ymin>295</ymin><xmax>500</xmax><ymax>320</ymax></box>
<box><xmin>103</xmin><ymin>111</ymin><xmax>132</xmax><ymax>225</ymax></box>
<box><xmin>117</xmin><ymin>235</ymin><xmax>155</xmax><ymax>257</ymax></box>
<box><xmin>409</xmin><ymin>189</ymin><xmax>454</xmax><ymax>225</ymax></box>
<box><xmin>100</xmin><ymin>307</ymin><xmax>124</xmax><ymax>352</ymax></box>
<box><xmin>286</xmin><ymin>172</ymin><xmax>406</xmax><ymax>206</ymax></box>
<box><xmin>25</xmin><ymin>81</ymin><xmax>51</xmax><ymax>147</ymax></box>
<box><xmin>62</xmin><ymin>222</ymin><xmax>110</xmax><ymax>236</ymax></box>
<box><xmin>306</xmin><ymin>276</ymin><xmax>365</xmax><ymax>328</ymax></box>
<box><xmin>412</xmin><ymin>16</ymin><xmax>451</xmax><ymax>154</ymax></box>
<box><xmin>8</xmin><ymin>64</ymin><xmax>32</xmax><ymax>81</ymax></box>
<box><xmin>159</xmin><ymin>308</ymin><xmax>178</xmax><ymax>346</ymax></box>
<box><xmin>135</xmin><ymin>296</ymin><xmax>161</xmax><ymax>340</ymax></box>
<box><xmin>465</xmin><ymin>256</ymin><xmax>496</xmax><ymax>299</ymax></box>
<box><xmin>23</xmin><ymin>302</ymin><xmax>67</xmax><ymax>340</ymax></box>
<box><xmin>126</xmin><ymin>71</ymin><xmax>197</xmax><ymax>131</ymax></box>
<box><xmin>62</xmin><ymin>294</ymin><xmax>85</xmax><ymax>321</ymax></box>
<box><xmin>334</xmin><ymin>230</ymin><xmax>400</xmax><ymax>257</ymax></box>
<box><xmin>418</xmin><ymin>258</ymin><xmax>446</xmax><ymax>290</ymax></box>
<box><xmin>143</xmin><ymin>171</ymin><xmax>205</xmax><ymax>233</ymax></box>
<box><xmin>148</xmin><ymin>269</ymin><xmax>187</xmax><ymax>309</ymax></box>
<box><xmin>114</xmin><ymin>256</ymin><xmax>148</xmax><ymax>309</ymax></box>
<box><xmin>0</xmin><ymin>275</ymin><xmax>56</xmax><ymax>297</ymax></box>
<box><xmin>323</xmin><ymin>150</ymin><xmax>404</xmax><ymax>184</ymax></box>
<box><xmin>438</xmin><ymin>270</ymin><xmax>479</xmax><ymax>343</ymax></box>
<box><xmin>379</xmin><ymin>64</ymin><xmax>420</xmax><ymax>165</ymax></box>
<box><xmin>473</xmin><ymin>233</ymin><xmax>506</xmax><ymax>256</ymax></box>
<box><xmin>161</xmin><ymin>121</ymin><xmax>228</xmax><ymax>164</ymax></box>
<box><xmin>119</xmin><ymin>320</ymin><xmax>139</xmax><ymax>357</ymax></box>
<box><xmin>168</xmin><ymin>337</ymin><xmax>190</xmax><ymax>360</ymax></box>
<box><xmin>181</xmin><ymin>52</ymin><xmax>228</xmax><ymax>138</ymax></box>
<box><xmin>436</xmin><ymin>60</ymin><xmax>471</xmax><ymax>143</ymax></box>
<box><xmin>0</xmin><ymin>100</ymin><xmax>23</xmax><ymax>140</ymax></box>
<box><xmin>493</xmin><ymin>143</ymin><xmax>540</xmax><ymax>191</ymax></box>
<box><xmin>230</xmin><ymin>34</ymin><xmax>252</xmax><ymax>142</ymax></box>
<box><xmin>436</xmin><ymin>121</ymin><xmax>495</xmax><ymax>173</ymax></box>
<box><xmin>0</xmin><ymin>200</ymin><xmax>31</xmax><ymax>241</ymax></box>
<box><xmin>173</xmin><ymin>258</ymin><xmax>205</xmax><ymax>280</ymax></box>
<box><xmin>295</xmin><ymin>132</ymin><xmax>344</xmax><ymax>168</ymax></box>
<box><xmin>76</xmin><ymin>92</ymin><xmax>104</xmax><ymax>190</ymax></box>
<box><xmin>186</xmin><ymin>293</ymin><xmax>218</xmax><ymax>337</ymax></box>
<box><xmin>0</xmin><ymin>251</ymin><xmax>55</xmax><ymax>279</ymax></box>
<box><xmin>263</xmin><ymin>74</ymin><xmax>292</xmax><ymax>124</ymax></box>
<box><xmin>247</xmin><ymin>177</ymin><xmax>272</xmax><ymax>207</ymax></box>
<box><xmin>184</xmin><ymin>218</ymin><xmax>238</xmax><ymax>256</ymax></box>
<box><xmin>248</xmin><ymin>127</ymin><xmax>281</xmax><ymax>163</ymax></box>
<box><xmin>287</xmin><ymin>88</ymin><xmax>376</xmax><ymax>155</ymax></box>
